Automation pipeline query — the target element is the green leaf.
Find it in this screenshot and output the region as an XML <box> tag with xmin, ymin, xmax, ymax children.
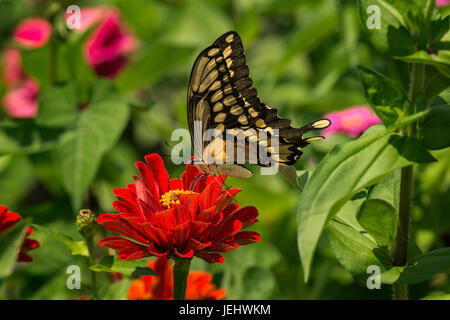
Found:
<box><xmin>358</xmin><ymin>66</ymin><xmax>409</xmax><ymax>127</ymax></box>
<box><xmin>90</xmin><ymin>256</ymin><xmax>155</xmax><ymax>277</ymax></box>
<box><xmin>31</xmin><ymin>224</ymin><xmax>88</xmax><ymax>257</ymax></box>
<box><xmin>98</xmin><ymin>278</ymin><xmax>132</xmax><ymax>300</ymax></box>
<box><xmin>357</xmin><ymin>199</ymin><xmax>397</xmax><ymax>246</ymax></box>
<box><xmin>21</xmin><ymin>45</ymin><xmax>51</xmax><ymax>89</ymax></box>
<box><xmin>419</xmin><ymin>105</ymin><xmax>450</xmax><ymax>150</ymax></box>
<box><xmin>0</xmin><ymin>121</ymin><xmax>63</xmax><ymax>156</ymax></box>
<box><xmin>326</xmin><ymin>220</ymin><xmax>390</xmax><ymax>280</ymax></box>
<box><xmin>297</xmin><ymin>125</ymin><xmax>435</xmax><ymax>281</ymax></box>
<box><xmin>395</xmin><ymin>50</ymin><xmax>450</xmax><ymax>78</ymax></box>
<box><xmin>114</xmin><ymin>44</ymin><xmax>194</xmax><ymax>92</ymax></box>
<box><xmin>204</xmin><ymin>244</ymin><xmax>280</xmax><ymax>299</ymax></box>
<box><xmin>422</xmin><ymin>294</ymin><xmax>450</xmax><ymax>300</ymax></box>
<box><xmin>0</xmin><ymin>155</ymin><xmax>34</xmax><ymax>206</ymax></box>
<box><xmin>36</xmin><ymin>84</ymin><xmax>78</xmax><ymax>128</ymax></box>
<box><xmin>367</xmin><ymin>169</ymin><xmax>400</xmax><ymax>211</ymax></box>
<box><xmin>358</xmin><ymin>0</ymin><xmax>415</xmax><ymax>56</ymax></box>
<box><xmin>0</xmin><ymin>219</ymin><xmax>30</xmax><ymax>279</ymax></box>
<box><xmin>278</xmin><ymin>165</ymin><xmax>301</xmax><ymax>190</ymax></box>
<box><xmin>55</xmin><ymin>84</ymin><xmax>129</xmax><ymax>210</ymax></box>
<box><xmin>383</xmin><ymin>248</ymin><xmax>450</xmax><ymax>285</ymax></box>
<box><xmin>276</xmin><ymin>7</ymin><xmax>338</xmax><ymax>76</ymax></box>
<box><xmin>424</xmin><ymin>67</ymin><xmax>450</xmax><ymax>103</ymax></box>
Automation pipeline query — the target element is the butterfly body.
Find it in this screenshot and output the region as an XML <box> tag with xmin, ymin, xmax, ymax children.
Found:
<box><xmin>187</xmin><ymin>31</ymin><xmax>331</xmax><ymax>178</ymax></box>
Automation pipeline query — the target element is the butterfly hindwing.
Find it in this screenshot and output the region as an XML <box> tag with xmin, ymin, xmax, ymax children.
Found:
<box><xmin>187</xmin><ymin>31</ymin><xmax>331</xmax><ymax>174</ymax></box>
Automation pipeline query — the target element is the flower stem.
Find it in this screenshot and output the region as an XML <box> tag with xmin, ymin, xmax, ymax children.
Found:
<box><xmin>86</xmin><ymin>236</ymin><xmax>99</xmax><ymax>300</ymax></box>
<box><xmin>392</xmin><ymin>62</ymin><xmax>424</xmax><ymax>300</ymax></box>
<box><xmin>173</xmin><ymin>257</ymin><xmax>191</xmax><ymax>300</ymax></box>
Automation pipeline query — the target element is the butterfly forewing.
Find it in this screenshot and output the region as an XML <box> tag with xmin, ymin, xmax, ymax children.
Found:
<box><xmin>187</xmin><ymin>31</ymin><xmax>331</xmax><ymax>175</ymax></box>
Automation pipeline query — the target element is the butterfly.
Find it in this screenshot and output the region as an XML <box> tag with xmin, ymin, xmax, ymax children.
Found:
<box><xmin>187</xmin><ymin>31</ymin><xmax>331</xmax><ymax>178</ymax></box>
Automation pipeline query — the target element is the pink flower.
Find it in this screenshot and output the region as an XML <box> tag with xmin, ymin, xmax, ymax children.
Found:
<box><xmin>3</xmin><ymin>80</ymin><xmax>39</xmax><ymax>118</ymax></box>
<box><xmin>13</xmin><ymin>18</ymin><xmax>52</xmax><ymax>49</ymax></box>
<box><xmin>65</xmin><ymin>7</ymin><xmax>106</xmax><ymax>32</ymax></box>
<box><xmin>321</xmin><ymin>105</ymin><xmax>381</xmax><ymax>138</ymax></box>
<box><xmin>82</xmin><ymin>7</ymin><xmax>137</xmax><ymax>78</ymax></box>
<box><xmin>2</xmin><ymin>48</ymin><xmax>24</xmax><ymax>87</ymax></box>
<box><xmin>436</xmin><ymin>0</ymin><xmax>450</xmax><ymax>7</ymax></box>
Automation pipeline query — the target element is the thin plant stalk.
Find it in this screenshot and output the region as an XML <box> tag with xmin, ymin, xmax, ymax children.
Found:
<box><xmin>86</xmin><ymin>235</ymin><xmax>99</xmax><ymax>300</ymax></box>
<box><xmin>392</xmin><ymin>63</ymin><xmax>425</xmax><ymax>300</ymax></box>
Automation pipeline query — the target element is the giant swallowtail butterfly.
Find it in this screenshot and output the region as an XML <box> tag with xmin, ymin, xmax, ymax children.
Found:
<box><xmin>187</xmin><ymin>31</ymin><xmax>331</xmax><ymax>178</ymax></box>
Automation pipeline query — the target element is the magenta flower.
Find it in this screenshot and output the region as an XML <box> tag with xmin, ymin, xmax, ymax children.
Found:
<box><xmin>321</xmin><ymin>105</ymin><xmax>381</xmax><ymax>138</ymax></box>
<box><xmin>13</xmin><ymin>18</ymin><xmax>52</xmax><ymax>49</ymax></box>
<box><xmin>2</xmin><ymin>48</ymin><xmax>24</xmax><ymax>87</ymax></box>
<box><xmin>81</xmin><ymin>7</ymin><xmax>137</xmax><ymax>78</ymax></box>
<box><xmin>436</xmin><ymin>0</ymin><xmax>450</xmax><ymax>7</ymax></box>
<box><xmin>3</xmin><ymin>80</ymin><xmax>39</xmax><ymax>118</ymax></box>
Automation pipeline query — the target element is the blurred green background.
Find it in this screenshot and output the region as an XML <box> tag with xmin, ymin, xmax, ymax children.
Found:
<box><xmin>0</xmin><ymin>0</ymin><xmax>449</xmax><ymax>299</ymax></box>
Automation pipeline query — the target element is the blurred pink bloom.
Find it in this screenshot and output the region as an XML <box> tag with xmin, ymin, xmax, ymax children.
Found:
<box><xmin>2</xmin><ymin>48</ymin><xmax>24</xmax><ymax>87</ymax></box>
<box><xmin>436</xmin><ymin>0</ymin><xmax>450</xmax><ymax>7</ymax></box>
<box><xmin>321</xmin><ymin>106</ymin><xmax>381</xmax><ymax>138</ymax></box>
<box><xmin>3</xmin><ymin>80</ymin><xmax>39</xmax><ymax>118</ymax></box>
<box><xmin>81</xmin><ymin>7</ymin><xmax>137</xmax><ymax>78</ymax></box>
<box><xmin>65</xmin><ymin>7</ymin><xmax>105</xmax><ymax>32</ymax></box>
<box><xmin>13</xmin><ymin>18</ymin><xmax>52</xmax><ymax>49</ymax></box>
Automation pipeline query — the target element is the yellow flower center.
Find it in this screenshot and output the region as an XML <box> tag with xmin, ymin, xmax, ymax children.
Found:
<box><xmin>160</xmin><ymin>189</ymin><xmax>196</xmax><ymax>208</ymax></box>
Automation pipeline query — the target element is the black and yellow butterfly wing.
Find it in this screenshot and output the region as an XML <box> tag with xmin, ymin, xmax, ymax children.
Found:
<box><xmin>187</xmin><ymin>31</ymin><xmax>330</xmax><ymax>177</ymax></box>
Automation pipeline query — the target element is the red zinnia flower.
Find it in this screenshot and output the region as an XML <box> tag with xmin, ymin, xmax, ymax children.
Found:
<box><xmin>128</xmin><ymin>256</ymin><xmax>225</xmax><ymax>300</ymax></box>
<box><xmin>98</xmin><ymin>153</ymin><xmax>260</xmax><ymax>263</ymax></box>
<box><xmin>0</xmin><ymin>205</ymin><xmax>39</xmax><ymax>262</ymax></box>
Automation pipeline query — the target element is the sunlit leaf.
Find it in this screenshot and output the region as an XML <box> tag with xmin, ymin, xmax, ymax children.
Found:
<box><xmin>297</xmin><ymin>125</ymin><xmax>435</xmax><ymax>281</ymax></box>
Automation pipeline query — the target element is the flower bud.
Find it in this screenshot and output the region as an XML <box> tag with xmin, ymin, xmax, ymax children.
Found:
<box><xmin>76</xmin><ymin>209</ymin><xmax>96</xmax><ymax>238</ymax></box>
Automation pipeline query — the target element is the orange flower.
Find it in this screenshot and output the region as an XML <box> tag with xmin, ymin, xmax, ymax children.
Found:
<box><xmin>128</xmin><ymin>256</ymin><xmax>225</xmax><ymax>300</ymax></box>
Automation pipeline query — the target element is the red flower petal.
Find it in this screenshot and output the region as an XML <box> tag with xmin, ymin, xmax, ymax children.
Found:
<box><xmin>145</xmin><ymin>154</ymin><xmax>169</xmax><ymax>196</ymax></box>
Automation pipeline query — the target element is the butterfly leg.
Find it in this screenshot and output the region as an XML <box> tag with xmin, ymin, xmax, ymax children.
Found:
<box><xmin>213</xmin><ymin>172</ymin><xmax>234</xmax><ymax>198</ymax></box>
<box><xmin>189</xmin><ymin>172</ymin><xmax>207</xmax><ymax>191</ymax></box>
